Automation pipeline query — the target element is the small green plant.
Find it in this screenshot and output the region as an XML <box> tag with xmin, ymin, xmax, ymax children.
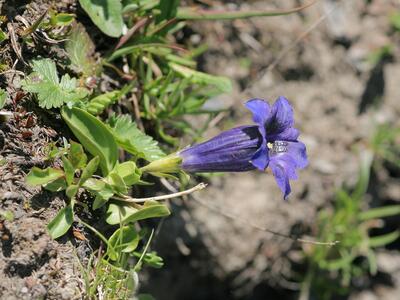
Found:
<box><xmin>21</xmin><ymin>59</ymin><xmax>88</xmax><ymax>109</ymax></box>
<box><xmin>300</xmin><ymin>124</ymin><xmax>400</xmax><ymax>299</ymax></box>
<box><xmin>389</xmin><ymin>11</ymin><xmax>400</xmax><ymax>32</ymax></box>
<box><xmin>17</xmin><ymin>1</ymin><xmax>318</xmax><ymax>298</ymax></box>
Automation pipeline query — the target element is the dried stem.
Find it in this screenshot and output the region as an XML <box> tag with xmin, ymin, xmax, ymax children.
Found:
<box><xmin>191</xmin><ymin>194</ymin><xmax>339</xmax><ymax>247</ymax></box>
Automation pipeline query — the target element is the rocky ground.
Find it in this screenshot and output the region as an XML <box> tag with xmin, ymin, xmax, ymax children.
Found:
<box><xmin>1</xmin><ymin>0</ymin><xmax>399</xmax><ymax>299</ymax></box>
<box><xmin>142</xmin><ymin>1</ymin><xmax>400</xmax><ymax>299</ymax></box>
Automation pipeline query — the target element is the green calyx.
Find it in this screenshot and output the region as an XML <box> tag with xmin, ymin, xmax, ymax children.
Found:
<box><xmin>140</xmin><ymin>153</ymin><xmax>182</xmax><ymax>175</ymax></box>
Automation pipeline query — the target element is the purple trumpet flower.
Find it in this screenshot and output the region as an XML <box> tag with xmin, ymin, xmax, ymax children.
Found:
<box><xmin>179</xmin><ymin>96</ymin><xmax>308</xmax><ymax>199</ymax></box>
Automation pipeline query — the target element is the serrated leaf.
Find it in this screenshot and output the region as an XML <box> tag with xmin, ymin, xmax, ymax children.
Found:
<box><xmin>61</xmin><ymin>107</ymin><xmax>118</xmax><ymax>175</ymax></box>
<box><xmin>65</xmin><ymin>22</ymin><xmax>98</xmax><ymax>77</ymax></box>
<box><xmin>79</xmin><ymin>0</ymin><xmax>124</xmax><ymax>38</ymax></box>
<box><xmin>108</xmin><ymin>113</ymin><xmax>165</xmax><ymax>161</ymax></box>
<box><xmin>106</xmin><ymin>201</ymin><xmax>170</xmax><ymax>225</ymax></box>
<box><xmin>21</xmin><ymin>59</ymin><xmax>88</xmax><ymax>109</ymax></box>
<box><xmin>86</xmin><ymin>91</ymin><xmax>120</xmax><ymax>115</ymax></box>
<box><xmin>47</xmin><ymin>205</ymin><xmax>74</xmax><ymax>239</ymax></box>
<box><xmin>108</xmin><ymin>225</ymin><xmax>140</xmax><ymax>260</ymax></box>
<box><xmin>26</xmin><ymin>167</ymin><xmax>64</xmax><ymax>186</ymax></box>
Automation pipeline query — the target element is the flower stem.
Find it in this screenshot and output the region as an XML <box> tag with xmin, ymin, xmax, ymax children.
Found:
<box><xmin>112</xmin><ymin>183</ymin><xmax>207</xmax><ymax>204</ymax></box>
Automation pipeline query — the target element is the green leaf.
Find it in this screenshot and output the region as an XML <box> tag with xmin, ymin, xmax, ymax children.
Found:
<box><xmin>93</xmin><ymin>193</ymin><xmax>112</xmax><ymax>210</ymax></box>
<box><xmin>0</xmin><ymin>28</ymin><xmax>8</xmax><ymax>43</ymax></box>
<box><xmin>68</xmin><ymin>141</ymin><xmax>87</xmax><ymax>170</ymax></box>
<box><xmin>85</xmin><ymin>91</ymin><xmax>120</xmax><ymax>115</ymax></box>
<box><xmin>50</xmin><ymin>11</ymin><xmax>75</xmax><ymax>26</ymax></box>
<box><xmin>26</xmin><ymin>167</ymin><xmax>64</xmax><ymax>186</ymax></box>
<box><xmin>367</xmin><ymin>249</ymin><xmax>378</xmax><ymax>276</ymax></box>
<box><xmin>107</xmin><ymin>172</ymin><xmax>128</xmax><ymax>194</ymax></box>
<box><xmin>82</xmin><ymin>178</ymin><xmax>106</xmax><ymax>192</ymax></box>
<box><xmin>106</xmin><ymin>201</ymin><xmax>170</xmax><ymax>225</ymax></box>
<box><xmin>83</xmin><ymin>178</ymin><xmax>114</xmax><ymax>209</ymax></box>
<box><xmin>107</xmin><ymin>43</ymin><xmax>177</xmax><ymax>62</ymax></box>
<box><xmin>0</xmin><ymin>210</ymin><xmax>14</xmax><ymax>222</ymax></box>
<box><xmin>0</xmin><ymin>88</ymin><xmax>7</xmax><ymax>109</ymax></box>
<box><xmin>21</xmin><ymin>59</ymin><xmax>88</xmax><ymax>109</ymax></box>
<box><xmin>169</xmin><ymin>62</ymin><xmax>232</xmax><ymax>93</ymax></box>
<box><xmin>351</xmin><ymin>150</ymin><xmax>373</xmax><ymax>201</ymax></box>
<box><xmin>359</xmin><ymin>205</ymin><xmax>400</xmax><ymax>221</ymax></box>
<box><xmin>79</xmin><ymin>156</ymin><xmax>100</xmax><ymax>186</ymax></box>
<box><xmin>79</xmin><ymin>0</ymin><xmax>124</xmax><ymax>37</ymax></box>
<box><xmin>369</xmin><ymin>231</ymin><xmax>400</xmax><ymax>248</ymax></box>
<box><xmin>137</xmin><ymin>251</ymin><xmax>164</xmax><ymax>269</ymax></box>
<box><xmin>321</xmin><ymin>254</ymin><xmax>355</xmax><ymax>271</ymax></box>
<box><xmin>156</xmin><ymin>0</ymin><xmax>179</xmax><ymax>22</ymax></box>
<box><xmin>43</xmin><ymin>177</ymin><xmax>67</xmax><ymax>192</ymax></box>
<box><xmin>390</xmin><ymin>12</ymin><xmax>400</xmax><ymax>31</ymax></box>
<box><xmin>61</xmin><ymin>107</ymin><xmax>118</xmax><ymax>175</ymax></box>
<box><xmin>62</xmin><ymin>156</ymin><xmax>75</xmax><ymax>185</ymax></box>
<box><xmin>66</xmin><ymin>184</ymin><xmax>79</xmax><ymax>199</ymax></box>
<box><xmin>65</xmin><ymin>22</ymin><xmax>98</xmax><ymax>77</ymax></box>
<box><xmin>47</xmin><ymin>205</ymin><xmax>74</xmax><ymax>239</ymax></box>
<box><xmin>108</xmin><ymin>113</ymin><xmax>165</xmax><ymax>161</ymax></box>
<box><xmin>108</xmin><ymin>225</ymin><xmax>140</xmax><ymax>260</ymax></box>
<box><xmin>114</xmin><ymin>161</ymin><xmax>141</xmax><ymax>186</ymax></box>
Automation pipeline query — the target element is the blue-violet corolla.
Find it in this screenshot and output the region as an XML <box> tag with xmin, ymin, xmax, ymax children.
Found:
<box><xmin>142</xmin><ymin>97</ymin><xmax>308</xmax><ymax>199</ymax></box>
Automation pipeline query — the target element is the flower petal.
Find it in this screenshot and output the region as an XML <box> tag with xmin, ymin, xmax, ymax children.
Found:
<box><xmin>250</xmin><ymin>146</ymin><xmax>269</xmax><ymax>171</ymax></box>
<box><xmin>245</xmin><ymin>98</ymin><xmax>270</xmax><ymax>135</ymax></box>
<box><xmin>270</xmin><ymin>161</ymin><xmax>291</xmax><ymax>200</ymax></box>
<box><xmin>180</xmin><ymin>126</ymin><xmax>261</xmax><ymax>172</ymax></box>
<box><xmin>266</xmin><ymin>96</ymin><xmax>297</xmax><ymax>140</ymax></box>
<box><xmin>269</xmin><ymin>141</ymin><xmax>308</xmax><ymax>199</ymax></box>
<box><xmin>287</xmin><ymin>141</ymin><xmax>308</xmax><ymax>169</ymax></box>
<box><xmin>274</xmin><ymin>127</ymin><xmax>300</xmax><ymax>141</ymax></box>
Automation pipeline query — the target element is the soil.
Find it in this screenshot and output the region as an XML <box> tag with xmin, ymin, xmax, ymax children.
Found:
<box><xmin>141</xmin><ymin>1</ymin><xmax>400</xmax><ymax>299</ymax></box>
<box><xmin>0</xmin><ymin>0</ymin><xmax>399</xmax><ymax>300</ymax></box>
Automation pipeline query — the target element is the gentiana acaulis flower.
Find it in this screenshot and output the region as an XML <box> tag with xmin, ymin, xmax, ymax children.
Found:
<box><xmin>141</xmin><ymin>97</ymin><xmax>308</xmax><ymax>199</ymax></box>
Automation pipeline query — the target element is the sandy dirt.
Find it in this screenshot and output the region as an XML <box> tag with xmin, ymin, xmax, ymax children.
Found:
<box><xmin>0</xmin><ymin>0</ymin><xmax>399</xmax><ymax>300</ymax></box>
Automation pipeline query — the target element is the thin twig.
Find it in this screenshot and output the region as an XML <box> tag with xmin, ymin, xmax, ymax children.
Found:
<box><xmin>177</xmin><ymin>1</ymin><xmax>317</xmax><ymax>20</ymax></box>
<box><xmin>191</xmin><ymin>194</ymin><xmax>339</xmax><ymax>247</ymax></box>
<box><xmin>265</xmin><ymin>12</ymin><xmax>329</xmax><ymax>75</ymax></box>
<box><xmin>113</xmin><ymin>183</ymin><xmax>207</xmax><ymax>203</ymax></box>
<box><xmin>158</xmin><ymin>181</ymin><xmax>338</xmax><ymax>247</ymax></box>
<box><xmin>115</xmin><ymin>17</ymin><xmax>149</xmax><ymax>50</ymax></box>
<box><xmin>131</xmin><ymin>92</ymin><xmax>145</xmax><ymax>131</ymax></box>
